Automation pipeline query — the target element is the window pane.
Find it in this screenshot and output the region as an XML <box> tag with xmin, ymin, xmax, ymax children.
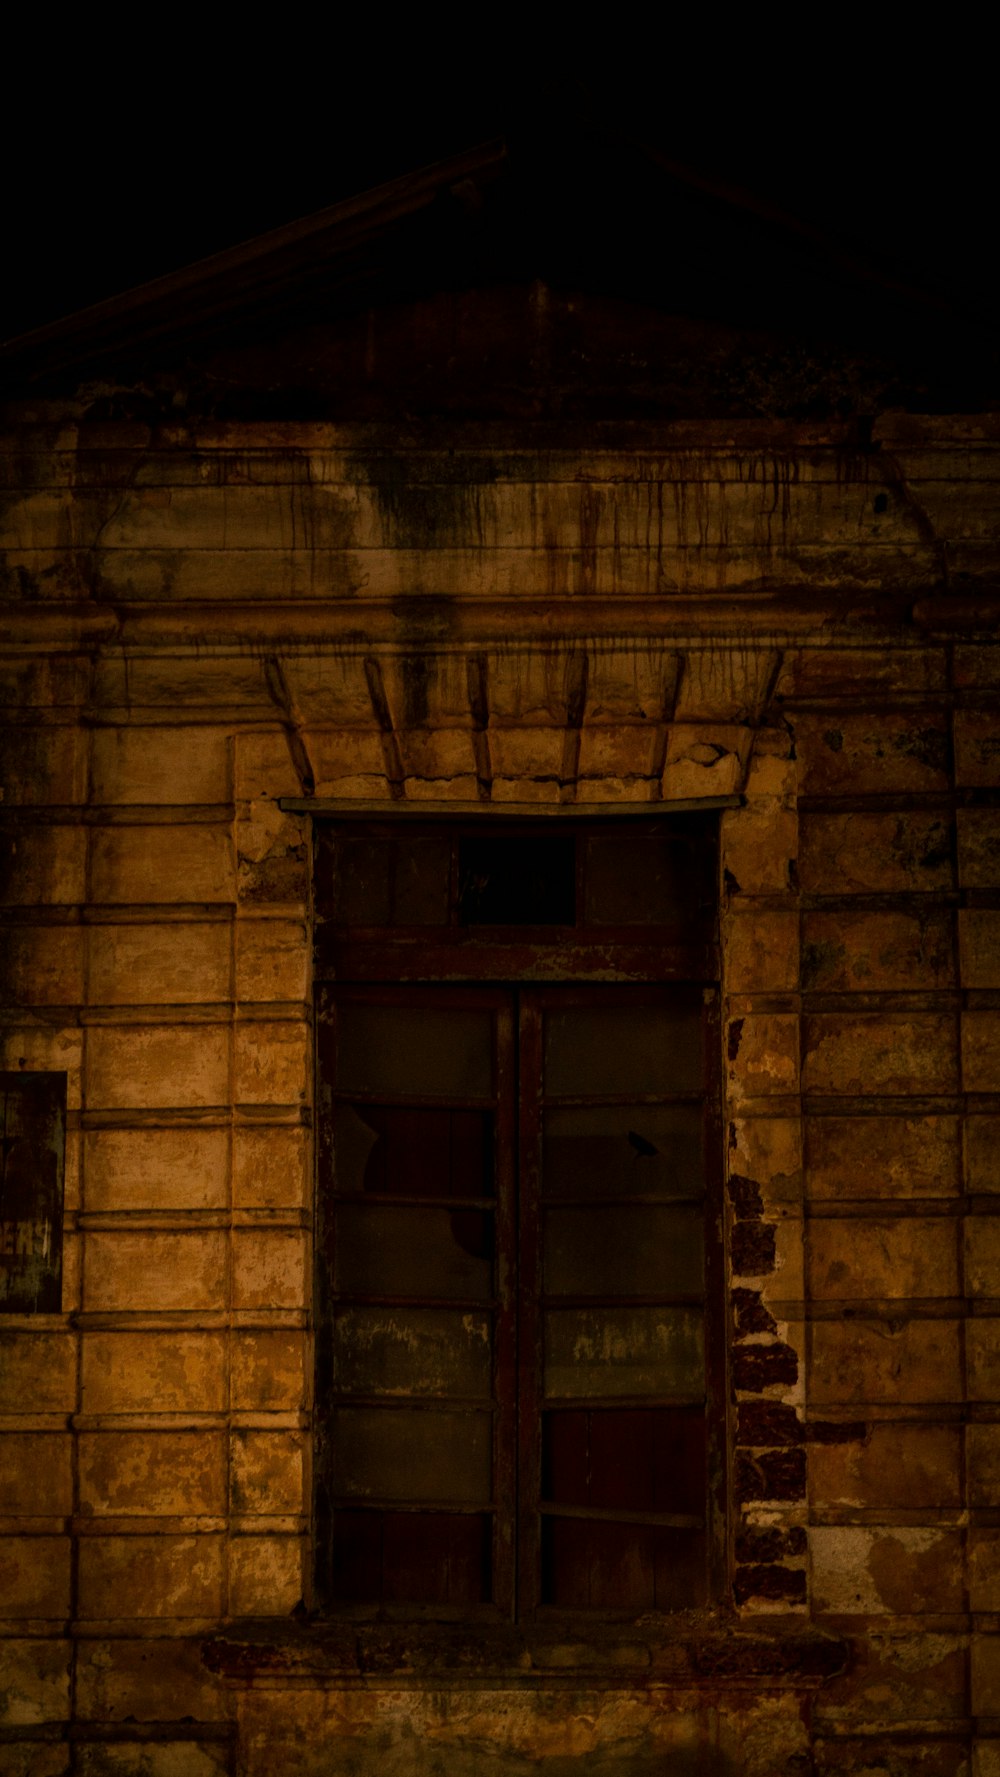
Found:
<box><xmin>458</xmin><ymin>836</ymin><xmax>575</xmax><ymax>925</ymax></box>
<box><xmin>336</xmin><ymin>1004</ymin><xmax>492</xmax><ymax>1098</ymax></box>
<box><xmin>544</xmin><ymin>1305</ymin><xmax>704</xmax><ymax>1399</ymax></box>
<box><xmin>331</xmin><ymin>1407</ymin><xmax>492</xmax><ymax>1502</ymax></box>
<box><xmin>543</xmin><ymin>1206</ymin><xmax>704</xmax><ymax>1298</ymax></box>
<box><xmin>544</xmin><ymin>998</ymin><xmax>703</xmax><ymax>1097</ymax></box>
<box><xmin>333</xmin><ymin>1205</ymin><xmax>493</xmax><ymax>1300</ymax></box>
<box><xmin>542</xmin><ymin>1105</ymin><xmax>703</xmax><ymax>1199</ymax></box>
<box><xmin>332</xmin><ymin>1306</ymin><xmax>492</xmax><ymax>1398</ymax></box>
<box><xmin>543</xmin><ymin>1408</ymin><xmax>705</xmax><ymax>1515</ymax></box>
<box><xmin>392</xmin><ymin>837</ymin><xmax>451</xmax><ymax>925</ymax></box>
<box><xmin>331</xmin><ymin>1509</ymin><xmax>491</xmax><ymax>1604</ymax></box>
<box><xmin>333</xmin><ymin>1104</ymin><xmax>493</xmax><ymax>1199</ymax></box>
<box><xmin>541</xmin><ymin>1519</ymin><xmax>706</xmax><ymax>1609</ymax></box>
<box><xmin>327</xmin><ymin>835</ymin><xmax>392</xmax><ymax>925</ymax></box>
<box><xmin>325</xmin><ymin>834</ymin><xmax>450</xmax><ymax>926</ymax></box>
<box><xmin>584</xmin><ymin>833</ymin><xmax>714</xmax><ymax>929</ymax></box>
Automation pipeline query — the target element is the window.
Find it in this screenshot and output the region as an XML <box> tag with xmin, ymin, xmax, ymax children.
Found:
<box><xmin>0</xmin><ymin>1071</ymin><xmax>66</xmax><ymax>1313</ymax></box>
<box><xmin>314</xmin><ymin>820</ymin><xmax>723</xmax><ymax>1618</ymax></box>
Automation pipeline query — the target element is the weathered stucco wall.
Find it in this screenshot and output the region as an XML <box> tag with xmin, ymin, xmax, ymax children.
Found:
<box><xmin>1</xmin><ymin>417</ymin><xmax>999</xmax><ymax>1775</ymax></box>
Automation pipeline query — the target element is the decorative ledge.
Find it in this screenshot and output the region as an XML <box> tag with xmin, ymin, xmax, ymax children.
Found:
<box><xmin>202</xmin><ymin>1617</ymin><xmax>850</xmax><ymax>1690</ymax></box>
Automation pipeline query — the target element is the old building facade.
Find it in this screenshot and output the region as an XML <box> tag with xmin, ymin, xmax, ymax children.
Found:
<box><xmin>2</xmin><ymin>135</ymin><xmax>999</xmax><ymax>1774</ymax></box>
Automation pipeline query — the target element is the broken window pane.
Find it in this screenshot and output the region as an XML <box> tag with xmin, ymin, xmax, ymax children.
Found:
<box><xmin>544</xmin><ymin>998</ymin><xmax>703</xmax><ymax>1097</ymax></box>
<box><xmin>333</xmin><ymin>1205</ymin><xmax>493</xmax><ymax>1300</ymax></box>
<box><xmin>543</xmin><ymin>1205</ymin><xmax>704</xmax><ymax>1298</ymax></box>
<box><xmin>542</xmin><ymin>1104</ymin><xmax>704</xmax><ymax>1199</ymax></box>
<box><xmin>335</xmin><ymin>1004</ymin><xmax>493</xmax><ymax>1098</ymax></box>
<box><xmin>333</xmin><ymin>1104</ymin><xmax>493</xmax><ymax>1199</ymax></box>
<box><xmin>458</xmin><ymin>836</ymin><xmax>575</xmax><ymax>925</ymax></box>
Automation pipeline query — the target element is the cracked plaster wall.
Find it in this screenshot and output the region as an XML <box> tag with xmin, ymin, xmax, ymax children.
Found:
<box><xmin>1</xmin><ymin>420</ymin><xmax>999</xmax><ymax>1775</ymax></box>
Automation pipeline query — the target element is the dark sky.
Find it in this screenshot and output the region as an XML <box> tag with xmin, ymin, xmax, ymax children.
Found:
<box><xmin>3</xmin><ymin>34</ymin><xmax>994</xmax><ymax>345</ymax></box>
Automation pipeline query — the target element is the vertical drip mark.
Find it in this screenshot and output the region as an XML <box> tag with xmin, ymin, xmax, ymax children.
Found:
<box><xmin>559</xmin><ymin>649</ymin><xmax>589</xmax><ymax>803</ymax></box>
<box><xmin>363</xmin><ymin>657</ymin><xmax>405</xmax><ymax>799</ymax></box>
<box><xmin>466</xmin><ymin>652</ymin><xmax>492</xmax><ymax>801</ymax></box>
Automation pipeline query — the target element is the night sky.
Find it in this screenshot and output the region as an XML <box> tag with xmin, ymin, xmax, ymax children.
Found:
<box><xmin>3</xmin><ymin>35</ymin><xmax>995</xmax><ymax>346</ymax></box>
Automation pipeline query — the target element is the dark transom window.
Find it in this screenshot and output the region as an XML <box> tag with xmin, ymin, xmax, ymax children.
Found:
<box><xmin>314</xmin><ymin>818</ymin><xmax>723</xmax><ymax>1619</ymax></box>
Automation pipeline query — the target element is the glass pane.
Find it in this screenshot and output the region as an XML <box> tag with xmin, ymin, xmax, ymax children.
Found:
<box><xmin>336</xmin><ymin>1003</ymin><xmax>492</xmax><ymax>1098</ymax></box>
<box><xmin>327</xmin><ymin>835</ymin><xmax>392</xmax><ymax>925</ymax></box>
<box><xmin>332</xmin><ymin>1306</ymin><xmax>492</xmax><ymax>1398</ymax></box>
<box><xmin>543</xmin><ymin>1206</ymin><xmax>704</xmax><ymax>1297</ymax></box>
<box><xmin>331</xmin><ymin>1510</ymin><xmax>491</xmax><ymax>1604</ymax></box>
<box><xmin>584</xmin><ymin>833</ymin><xmax>714</xmax><ymax>929</ymax></box>
<box><xmin>334</xmin><ymin>1204</ymin><xmax>493</xmax><ymax>1300</ymax></box>
<box><xmin>543</xmin><ymin>1105</ymin><xmax>703</xmax><ymax>1199</ymax></box>
<box><xmin>544</xmin><ymin>1305</ymin><xmax>704</xmax><ymax>1399</ymax></box>
<box><xmin>541</xmin><ymin>1519</ymin><xmax>706</xmax><ymax>1609</ymax></box>
<box><xmin>325</xmin><ymin>834</ymin><xmax>450</xmax><ymax>926</ymax></box>
<box><xmin>331</xmin><ymin>1407</ymin><xmax>492</xmax><ymax>1501</ymax></box>
<box><xmin>458</xmin><ymin>836</ymin><xmax>575</xmax><ymax>925</ymax></box>
<box><xmin>333</xmin><ymin>1104</ymin><xmax>493</xmax><ymax>1199</ymax></box>
<box><xmin>544</xmin><ymin>997</ymin><xmax>703</xmax><ymax>1097</ymax></box>
<box><xmin>392</xmin><ymin>837</ymin><xmax>451</xmax><ymax>925</ymax></box>
<box><xmin>543</xmin><ymin>1407</ymin><xmax>706</xmax><ymax>1515</ymax></box>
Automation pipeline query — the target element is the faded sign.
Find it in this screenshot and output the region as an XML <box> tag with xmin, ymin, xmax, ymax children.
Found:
<box><xmin>0</xmin><ymin>1072</ymin><xmax>65</xmax><ymax>1312</ymax></box>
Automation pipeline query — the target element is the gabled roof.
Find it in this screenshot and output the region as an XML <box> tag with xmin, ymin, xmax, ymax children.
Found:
<box><xmin>2</xmin><ymin>113</ymin><xmax>967</xmax><ymax>393</ymax></box>
<box><xmin>1</xmin><ymin>139</ymin><xmax>508</xmax><ymax>380</ymax></box>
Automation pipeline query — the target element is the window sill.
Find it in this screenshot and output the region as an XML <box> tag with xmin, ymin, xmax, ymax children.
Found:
<box><xmin>202</xmin><ymin>1615</ymin><xmax>848</xmax><ymax>1691</ymax></box>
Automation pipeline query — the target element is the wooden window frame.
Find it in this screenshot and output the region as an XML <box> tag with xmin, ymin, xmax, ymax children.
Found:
<box><xmin>313</xmin><ymin>817</ymin><xmax>727</xmax><ymax>1622</ymax></box>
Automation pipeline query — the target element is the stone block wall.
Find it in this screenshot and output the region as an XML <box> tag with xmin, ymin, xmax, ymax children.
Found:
<box><xmin>1</xmin><ymin>418</ymin><xmax>999</xmax><ymax>1774</ymax></box>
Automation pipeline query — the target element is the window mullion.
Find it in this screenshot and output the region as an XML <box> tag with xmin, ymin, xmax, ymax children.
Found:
<box><xmin>492</xmin><ymin>993</ymin><xmax>519</xmax><ymax>1617</ymax></box>
<box><xmin>515</xmin><ymin>990</ymin><xmax>544</xmax><ymax>1620</ymax></box>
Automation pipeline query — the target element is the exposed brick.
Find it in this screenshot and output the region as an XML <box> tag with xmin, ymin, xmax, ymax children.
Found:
<box><xmin>727</xmin><ymin>1172</ymin><xmax>764</xmax><ymax>1215</ymax></box>
<box><xmin>733</xmin><ymin>1563</ymin><xmax>807</xmax><ymax>1605</ymax></box>
<box><xmin>732</xmin><ymin>1342</ymin><xmax>799</xmax><ymax>1392</ymax></box>
<box><xmin>731</xmin><ymin>1221</ymin><xmax>777</xmax><ymax>1276</ymax></box>
<box><xmin>735</xmin><ymin>1448</ymin><xmax>807</xmax><ymax>1502</ymax></box>
<box><xmin>735</xmin><ymin>1525</ymin><xmax>808</xmax><ymax>1563</ymax></box>
<box><xmin>737</xmin><ymin>1401</ymin><xmax>803</xmax><ymax>1446</ymax></box>
<box><xmin>732</xmin><ymin>1287</ymin><xmax>778</xmax><ymax>1337</ymax></box>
